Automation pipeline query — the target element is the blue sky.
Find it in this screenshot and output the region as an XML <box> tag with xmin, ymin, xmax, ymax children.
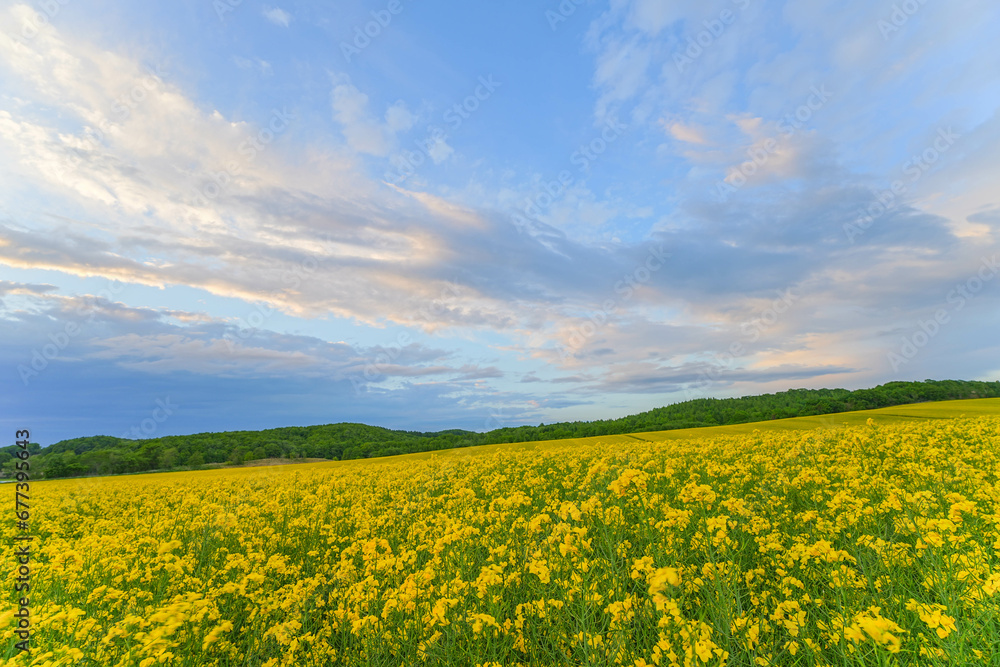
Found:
<box><xmin>1</xmin><ymin>0</ymin><xmax>999</xmax><ymax>445</ymax></box>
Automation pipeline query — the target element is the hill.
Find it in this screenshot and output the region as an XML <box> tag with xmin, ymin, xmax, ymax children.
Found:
<box><xmin>5</xmin><ymin>378</ymin><xmax>999</xmax><ymax>479</ymax></box>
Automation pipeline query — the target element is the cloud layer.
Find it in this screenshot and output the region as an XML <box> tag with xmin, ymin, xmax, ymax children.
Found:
<box><xmin>1</xmin><ymin>1</ymin><xmax>998</xmax><ymax>444</ymax></box>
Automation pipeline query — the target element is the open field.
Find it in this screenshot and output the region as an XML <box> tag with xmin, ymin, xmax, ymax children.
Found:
<box><xmin>363</xmin><ymin>397</ymin><xmax>1000</xmax><ymax>465</ymax></box>
<box><xmin>3</xmin><ymin>399</ymin><xmax>1000</xmax><ymax>665</ymax></box>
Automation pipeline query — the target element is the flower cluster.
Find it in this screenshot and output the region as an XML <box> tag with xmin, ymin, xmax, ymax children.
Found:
<box><xmin>2</xmin><ymin>411</ymin><xmax>1000</xmax><ymax>665</ymax></box>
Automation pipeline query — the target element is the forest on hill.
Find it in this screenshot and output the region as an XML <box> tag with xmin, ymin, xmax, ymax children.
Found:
<box><xmin>5</xmin><ymin>379</ymin><xmax>999</xmax><ymax>479</ymax></box>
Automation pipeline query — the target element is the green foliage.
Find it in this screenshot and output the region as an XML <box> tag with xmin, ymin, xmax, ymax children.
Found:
<box><xmin>7</xmin><ymin>379</ymin><xmax>999</xmax><ymax>480</ymax></box>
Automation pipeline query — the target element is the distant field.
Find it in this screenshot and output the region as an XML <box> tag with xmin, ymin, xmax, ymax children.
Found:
<box><xmin>4</xmin><ymin>398</ymin><xmax>1000</xmax><ymax>665</ymax></box>
<box><xmin>347</xmin><ymin>397</ymin><xmax>1000</xmax><ymax>465</ymax></box>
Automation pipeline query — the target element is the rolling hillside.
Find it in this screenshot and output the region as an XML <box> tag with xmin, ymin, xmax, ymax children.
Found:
<box><xmin>6</xmin><ymin>379</ymin><xmax>999</xmax><ymax>479</ymax></box>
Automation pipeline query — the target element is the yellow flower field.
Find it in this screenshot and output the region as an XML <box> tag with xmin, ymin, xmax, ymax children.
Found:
<box><xmin>4</xmin><ymin>402</ymin><xmax>1000</xmax><ymax>666</ymax></box>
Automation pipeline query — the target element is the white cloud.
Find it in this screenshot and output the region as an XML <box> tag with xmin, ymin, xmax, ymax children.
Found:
<box><xmin>426</xmin><ymin>136</ymin><xmax>454</xmax><ymax>164</ymax></box>
<box><xmin>665</xmin><ymin>120</ymin><xmax>710</xmax><ymax>145</ymax></box>
<box><xmin>262</xmin><ymin>7</ymin><xmax>291</xmax><ymax>27</ymax></box>
<box><xmin>590</xmin><ymin>36</ymin><xmax>653</xmax><ymax>122</ymax></box>
<box><xmin>0</xmin><ymin>0</ymin><xmax>997</xmax><ymax>404</ymax></box>
<box><xmin>0</xmin><ymin>289</ymin><xmax>503</xmax><ymax>387</ymax></box>
<box><xmin>384</xmin><ymin>100</ymin><xmax>417</xmax><ymax>134</ymax></box>
<box><xmin>624</xmin><ymin>0</ymin><xmax>687</xmax><ymax>35</ymax></box>
<box><xmin>330</xmin><ymin>78</ymin><xmax>416</xmax><ymax>157</ymax></box>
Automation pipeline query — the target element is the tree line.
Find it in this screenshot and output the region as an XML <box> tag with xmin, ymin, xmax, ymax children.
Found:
<box><xmin>5</xmin><ymin>379</ymin><xmax>998</xmax><ymax>479</ymax></box>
